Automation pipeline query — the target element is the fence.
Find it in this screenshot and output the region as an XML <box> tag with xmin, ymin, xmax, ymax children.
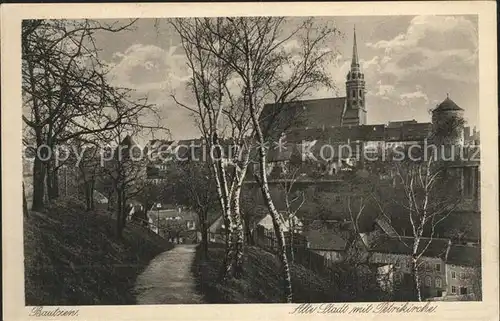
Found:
<box><xmin>254</xmin><ymin>228</ymin><xmax>339</xmax><ymax>280</ymax></box>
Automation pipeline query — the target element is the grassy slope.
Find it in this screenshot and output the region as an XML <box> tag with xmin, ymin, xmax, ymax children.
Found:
<box><xmin>192</xmin><ymin>244</ymin><xmax>338</xmax><ymax>303</ymax></box>
<box><xmin>24</xmin><ymin>200</ymin><xmax>173</xmax><ymax>305</ymax></box>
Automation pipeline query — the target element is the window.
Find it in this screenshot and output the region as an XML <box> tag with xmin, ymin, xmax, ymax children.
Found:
<box><xmin>424</xmin><ymin>275</ymin><xmax>432</xmax><ymax>287</ymax></box>
<box><xmin>209</xmin><ymin>234</ymin><xmax>215</xmax><ymax>242</ymax></box>
<box><xmin>187</xmin><ymin>220</ymin><xmax>195</xmax><ymax>230</ymax></box>
<box><xmin>451</xmin><ymin>286</ymin><xmax>457</xmax><ymax>294</ymax></box>
<box><xmin>351</xmin><ymin>89</ymin><xmax>355</xmax><ymax>97</ymax></box>
<box><xmin>460</xmin><ymin>287</ymin><xmax>468</xmax><ymax>295</ymax></box>
<box><xmin>435</xmin><ymin>277</ymin><xmax>442</xmax><ymax>288</ymax></box>
<box><xmin>435</xmin><ymin>263</ymin><xmax>441</xmax><ymax>272</ymax></box>
<box><xmin>451</xmin><ymin>271</ymin><xmax>456</xmax><ymax>279</ymax></box>
<box><xmin>460</xmin><ymin>272</ymin><xmax>466</xmax><ymax>279</ymax></box>
<box><xmin>359</xmin><ymin>89</ymin><xmax>363</xmax><ymax>97</ymax></box>
<box><xmin>425</xmin><ymin>262</ymin><xmax>432</xmax><ymax>272</ymax></box>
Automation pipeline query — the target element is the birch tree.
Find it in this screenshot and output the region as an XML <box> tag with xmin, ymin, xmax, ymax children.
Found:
<box><xmin>194</xmin><ymin>17</ymin><xmax>337</xmax><ymax>302</ymax></box>
<box><xmin>373</xmin><ymin>154</ymin><xmax>461</xmax><ymax>301</ymax></box>
<box><xmin>279</xmin><ymin>163</ymin><xmax>305</xmax><ymax>263</ymax></box>
<box><xmin>170</xmin><ymin>18</ymin><xmax>247</xmax><ymax>279</ymax></box>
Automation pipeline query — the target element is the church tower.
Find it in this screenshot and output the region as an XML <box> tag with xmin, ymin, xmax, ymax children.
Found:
<box><xmin>343</xmin><ymin>27</ymin><xmax>367</xmax><ymax>126</ymax></box>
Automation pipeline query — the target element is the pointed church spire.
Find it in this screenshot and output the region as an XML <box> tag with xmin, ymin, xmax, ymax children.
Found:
<box><xmin>351</xmin><ymin>26</ymin><xmax>359</xmax><ymax>67</ymax></box>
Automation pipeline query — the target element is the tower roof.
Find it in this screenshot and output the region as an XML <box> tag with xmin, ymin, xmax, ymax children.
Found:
<box><xmin>351</xmin><ymin>26</ymin><xmax>359</xmax><ymax>67</ymax></box>
<box><xmin>433</xmin><ymin>95</ymin><xmax>464</xmax><ymax>112</ymax></box>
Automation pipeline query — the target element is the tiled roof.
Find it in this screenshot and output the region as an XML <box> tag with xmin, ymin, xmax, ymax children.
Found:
<box><xmin>369</xmin><ymin>236</ymin><xmax>450</xmax><ymax>259</ymax></box>
<box><xmin>375</xmin><ymin>216</ymin><xmax>399</xmax><ymax>237</ymax></box>
<box><xmin>433</xmin><ymin>97</ymin><xmax>464</xmax><ymax>112</ymax></box>
<box><xmin>446</xmin><ymin>244</ymin><xmax>481</xmax><ymax>267</ymax></box>
<box><xmin>303</xmin><ymin>227</ymin><xmax>348</xmax><ymax>251</ymax></box>
<box><xmin>285</xmin><ymin>123</ymin><xmax>431</xmax><ymax>143</ymax></box>
<box><xmin>260</xmin><ymin>97</ymin><xmax>347</xmax><ymax>138</ymax></box>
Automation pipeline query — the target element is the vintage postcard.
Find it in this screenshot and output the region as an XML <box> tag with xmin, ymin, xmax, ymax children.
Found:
<box><xmin>2</xmin><ymin>1</ymin><xmax>498</xmax><ymax>321</ymax></box>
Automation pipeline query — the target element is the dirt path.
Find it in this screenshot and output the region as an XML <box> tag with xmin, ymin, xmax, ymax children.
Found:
<box><xmin>133</xmin><ymin>244</ymin><xmax>205</xmax><ymax>304</ymax></box>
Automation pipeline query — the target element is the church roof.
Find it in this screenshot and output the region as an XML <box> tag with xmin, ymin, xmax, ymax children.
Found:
<box><xmin>260</xmin><ymin>97</ymin><xmax>347</xmax><ymax>138</ymax></box>
<box><xmin>351</xmin><ymin>26</ymin><xmax>359</xmax><ymax>67</ymax></box>
<box><xmin>433</xmin><ymin>97</ymin><xmax>464</xmax><ymax>112</ymax></box>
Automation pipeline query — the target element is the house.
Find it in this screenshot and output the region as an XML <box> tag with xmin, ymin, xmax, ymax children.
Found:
<box><xmin>208</xmin><ymin>215</ymin><xmax>259</xmax><ymax>244</ymax></box>
<box><xmin>368</xmin><ymin>236</ymin><xmax>451</xmax><ymax>299</ymax></box>
<box><xmin>254</xmin><ymin>213</ymin><xmax>304</xmax><ymax>249</ymax></box>
<box><xmin>208</xmin><ymin>216</ymin><xmax>225</xmax><ymax>244</ymax></box>
<box><xmin>302</xmin><ymin>225</ymin><xmax>349</xmax><ymax>266</ymax></box>
<box><xmin>445</xmin><ymin>244</ymin><xmax>481</xmax><ymax>300</ymax></box>
<box><xmin>148</xmin><ymin>203</ymin><xmax>198</xmax><ymax>244</ymax></box>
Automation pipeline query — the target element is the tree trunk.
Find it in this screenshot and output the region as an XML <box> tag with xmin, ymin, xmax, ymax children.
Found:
<box><xmin>230</xmin><ymin>155</ymin><xmax>249</xmax><ymax>278</ymax></box>
<box><xmin>231</xmin><ymin>184</ymin><xmax>245</xmax><ymax>278</ymax></box>
<box><xmin>200</xmin><ymin>214</ymin><xmax>209</xmax><ymax>259</ymax></box>
<box><xmin>246</xmin><ymin>53</ymin><xmax>293</xmax><ymax>302</ymax></box>
<box><xmin>32</xmin><ymin>156</ymin><xmax>45</xmax><ymax>211</ymax></box>
<box><xmin>210</xmin><ymin>134</ymin><xmax>235</xmax><ymax>281</ymax></box>
<box><xmin>84</xmin><ymin>180</ymin><xmax>95</xmax><ymax>211</ymax></box>
<box><xmin>257</xmin><ymin>161</ymin><xmax>293</xmax><ymax>302</ymax></box>
<box><xmin>107</xmin><ymin>191</ymin><xmax>113</xmax><ymax>212</ymax></box>
<box><xmin>290</xmin><ymin>219</ymin><xmax>295</xmax><ymax>263</ymax></box>
<box><xmin>116</xmin><ymin>189</ymin><xmax>125</xmax><ymax>238</ymax></box>
<box><xmin>46</xmin><ymin>163</ymin><xmax>59</xmax><ymax>201</ymax></box>
<box><xmin>23</xmin><ymin>182</ymin><xmax>29</xmax><ymax>217</ymax></box>
<box><xmin>412</xmin><ymin>257</ymin><xmax>422</xmax><ymax>302</ymax></box>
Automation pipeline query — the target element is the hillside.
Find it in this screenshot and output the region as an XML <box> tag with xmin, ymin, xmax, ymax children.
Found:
<box><xmin>24</xmin><ymin>199</ymin><xmax>172</xmax><ymax>305</ymax></box>
<box><xmin>192</xmin><ymin>244</ymin><xmax>338</xmax><ymax>303</ymax></box>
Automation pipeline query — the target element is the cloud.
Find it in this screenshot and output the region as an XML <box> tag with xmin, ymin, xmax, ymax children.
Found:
<box><xmin>366</xmin><ymin>15</ymin><xmax>478</xmax><ymax>86</ymax></box>
<box><xmin>107</xmin><ymin>43</ymin><xmax>189</xmax><ymax>93</ymax></box>
<box><xmin>360</xmin><ymin>15</ymin><xmax>478</xmax><ymax>126</ymax></box>
<box><xmin>367</xmin><ymin>16</ymin><xmax>477</xmax><ymax>52</ymax></box>
<box><xmin>399</xmin><ymin>86</ymin><xmax>429</xmax><ymax>107</ymax></box>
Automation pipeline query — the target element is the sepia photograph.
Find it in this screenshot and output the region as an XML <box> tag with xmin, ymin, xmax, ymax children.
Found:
<box><xmin>2</xmin><ymin>2</ymin><xmax>498</xmax><ymax>321</ymax></box>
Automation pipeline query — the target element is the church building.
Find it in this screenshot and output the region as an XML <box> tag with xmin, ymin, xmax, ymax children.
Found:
<box><xmin>259</xmin><ymin>28</ymin><xmax>473</xmax><ymax>147</ymax></box>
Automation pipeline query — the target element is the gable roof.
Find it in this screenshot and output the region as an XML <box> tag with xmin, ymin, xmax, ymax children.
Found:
<box><xmin>256</xmin><ymin>213</ymin><xmax>303</xmax><ymax>232</ymax></box>
<box><xmin>446</xmin><ymin>244</ymin><xmax>481</xmax><ymax>267</ymax></box>
<box><xmin>208</xmin><ymin>216</ymin><xmax>224</xmax><ymax>233</ymax></box>
<box><xmin>374</xmin><ymin>216</ymin><xmax>399</xmax><ymax>237</ymax></box>
<box><xmin>303</xmin><ymin>227</ymin><xmax>348</xmax><ymax>251</ymax></box>
<box><xmin>369</xmin><ymin>236</ymin><xmax>450</xmax><ymax>259</ymax></box>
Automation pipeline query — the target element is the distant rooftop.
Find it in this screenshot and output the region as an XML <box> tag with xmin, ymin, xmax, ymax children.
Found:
<box><xmin>433</xmin><ymin>96</ymin><xmax>464</xmax><ymax>112</ymax></box>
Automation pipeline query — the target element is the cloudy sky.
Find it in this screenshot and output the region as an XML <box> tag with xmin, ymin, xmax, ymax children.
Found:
<box><xmin>94</xmin><ymin>15</ymin><xmax>478</xmax><ymax>141</ymax></box>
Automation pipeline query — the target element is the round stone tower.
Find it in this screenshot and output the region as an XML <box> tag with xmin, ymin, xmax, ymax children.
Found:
<box><xmin>431</xmin><ymin>95</ymin><xmax>465</xmax><ymax>146</ymax></box>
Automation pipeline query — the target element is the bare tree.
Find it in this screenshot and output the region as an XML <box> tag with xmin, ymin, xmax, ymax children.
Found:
<box><xmin>373</xmin><ymin>154</ymin><xmax>461</xmax><ymax>301</ymax></box>
<box><xmin>279</xmin><ymin>163</ymin><xmax>306</xmax><ymax>263</ymax></box>
<box><xmin>100</xmin><ymin>128</ymin><xmax>149</xmax><ymax>238</ymax></box>
<box><xmin>22</xmin><ymin>19</ymin><xmax>164</xmax><ymax>211</ymax></box>
<box><xmin>171</xmin><ymin>17</ymin><xmax>338</xmax><ymax>300</ymax></box>
<box><xmin>198</xmin><ymin>17</ymin><xmax>337</xmax><ymax>302</ymax></box>
<box><xmin>164</xmin><ymin>160</ymin><xmax>220</xmax><ymax>258</ymax></box>
<box><xmin>170</xmin><ymin>18</ymin><xmax>255</xmax><ymax>279</ymax></box>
